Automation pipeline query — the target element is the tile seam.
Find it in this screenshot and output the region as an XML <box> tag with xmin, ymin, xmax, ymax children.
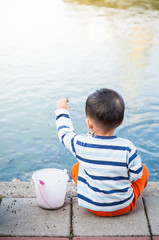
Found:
<box><xmin>142</xmin><ymin>197</ymin><xmax>153</xmax><ymax>240</ymax></box>
<box><xmin>69</xmin><ymin>197</ymin><xmax>73</xmax><ymax>240</ymax></box>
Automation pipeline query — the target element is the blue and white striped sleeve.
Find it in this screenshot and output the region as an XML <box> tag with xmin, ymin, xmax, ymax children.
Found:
<box><xmin>55</xmin><ymin>108</ymin><xmax>76</xmax><ymax>156</ymax></box>
<box><xmin>128</xmin><ymin>143</ymin><xmax>143</xmax><ymax>182</ymax></box>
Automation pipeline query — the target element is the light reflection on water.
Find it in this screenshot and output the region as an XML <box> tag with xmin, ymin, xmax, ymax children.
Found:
<box><xmin>0</xmin><ymin>0</ymin><xmax>159</xmax><ymax>181</ymax></box>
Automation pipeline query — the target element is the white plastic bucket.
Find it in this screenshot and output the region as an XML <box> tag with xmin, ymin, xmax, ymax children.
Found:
<box><xmin>32</xmin><ymin>168</ymin><xmax>69</xmax><ymax>209</ymax></box>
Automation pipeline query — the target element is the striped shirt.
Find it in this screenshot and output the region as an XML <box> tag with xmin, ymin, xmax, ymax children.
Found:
<box><xmin>55</xmin><ymin>108</ymin><xmax>143</xmax><ymax>212</ymax></box>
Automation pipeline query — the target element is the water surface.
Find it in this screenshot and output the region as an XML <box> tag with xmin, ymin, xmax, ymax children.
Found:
<box><xmin>0</xmin><ymin>0</ymin><xmax>159</xmax><ymax>181</ymax></box>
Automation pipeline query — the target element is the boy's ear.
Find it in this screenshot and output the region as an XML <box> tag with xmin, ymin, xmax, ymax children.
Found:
<box><xmin>86</xmin><ymin>118</ymin><xmax>93</xmax><ymax>129</ymax></box>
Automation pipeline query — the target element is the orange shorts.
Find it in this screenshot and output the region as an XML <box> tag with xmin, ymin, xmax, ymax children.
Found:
<box><xmin>71</xmin><ymin>162</ymin><xmax>149</xmax><ymax>217</ymax></box>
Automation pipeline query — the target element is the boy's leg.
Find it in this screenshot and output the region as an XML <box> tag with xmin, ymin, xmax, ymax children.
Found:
<box><xmin>71</xmin><ymin>162</ymin><xmax>79</xmax><ymax>184</ymax></box>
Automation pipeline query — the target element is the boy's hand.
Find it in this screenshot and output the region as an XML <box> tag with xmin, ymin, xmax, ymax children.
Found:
<box><xmin>56</xmin><ymin>99</ymin><xmax>70</xmax><ymax>110</ymax></box>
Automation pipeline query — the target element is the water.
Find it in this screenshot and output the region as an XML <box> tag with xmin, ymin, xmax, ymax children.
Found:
<box><xmin>0</xmin><ymin>0</ymin><xmax>159</xmax><ymax>182</ymax></box>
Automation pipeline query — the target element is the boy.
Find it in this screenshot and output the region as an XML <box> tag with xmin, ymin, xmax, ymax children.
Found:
<box><xmin>55</xmin><ymin>88</ymin><xmax>149</xmax><ymax>217</ymax></box>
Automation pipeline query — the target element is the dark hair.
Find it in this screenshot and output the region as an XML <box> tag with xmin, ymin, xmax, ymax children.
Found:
<box><xmin>85</xmin><ymin>88</ymin><xmax>125</xmax><ymax>131</ymax></box>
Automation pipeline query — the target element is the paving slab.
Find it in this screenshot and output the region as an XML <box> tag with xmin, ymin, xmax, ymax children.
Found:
<box><xmin>72</xmin><ymin>198</ymin><xmax>149</xmax><ymax>237</ymax></box>
<box><xmin>0</xmin><ymin>182</ymin><xmax>35</xmax><ymax>198</ymax></box>
<box><xmin>73</xmin><ymin>237</ymin><xmax>151</xmax><ymax>240</ymax></box>
<box><xmin>143</xmin><ymin>197</ymin><xmax>159</xmax><ymax>236</ymax></box>
<box><xmin>142</xmin><ymin>182</ymin><xmax>159</xmax><ymax>198</ymax></box>
<box><xmin>0</xmin><ymin>181</ymin><xmax>76</xmax><ymax>201</ymax></box>
<box><xmin>0</xmin><ymin>198</ymin><xmax>71</xmax><ymax>237</ymax></box>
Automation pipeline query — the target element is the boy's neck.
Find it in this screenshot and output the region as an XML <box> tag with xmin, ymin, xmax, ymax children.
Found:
<box><xmin>86</xmin><ymin>117</ymin><xmax>116</xmax><ymax>137</ymax></box>
<box><xmin>92</xmin><ymin>128</ymin><xmax>115</xmax><ymax>137</ymax></box>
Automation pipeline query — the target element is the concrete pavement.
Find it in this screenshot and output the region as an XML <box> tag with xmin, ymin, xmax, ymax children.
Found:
<box><xmin>0</xmin><ymin>181</ymin><xmax>159</xmax><ymax>239</ymax></box>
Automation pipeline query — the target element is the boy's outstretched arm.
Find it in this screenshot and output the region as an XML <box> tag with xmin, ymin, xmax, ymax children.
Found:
<box><xmin>55</xmin><ymin>99</ymin><xmax>76</xmax><ymax>156</ymax></box>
